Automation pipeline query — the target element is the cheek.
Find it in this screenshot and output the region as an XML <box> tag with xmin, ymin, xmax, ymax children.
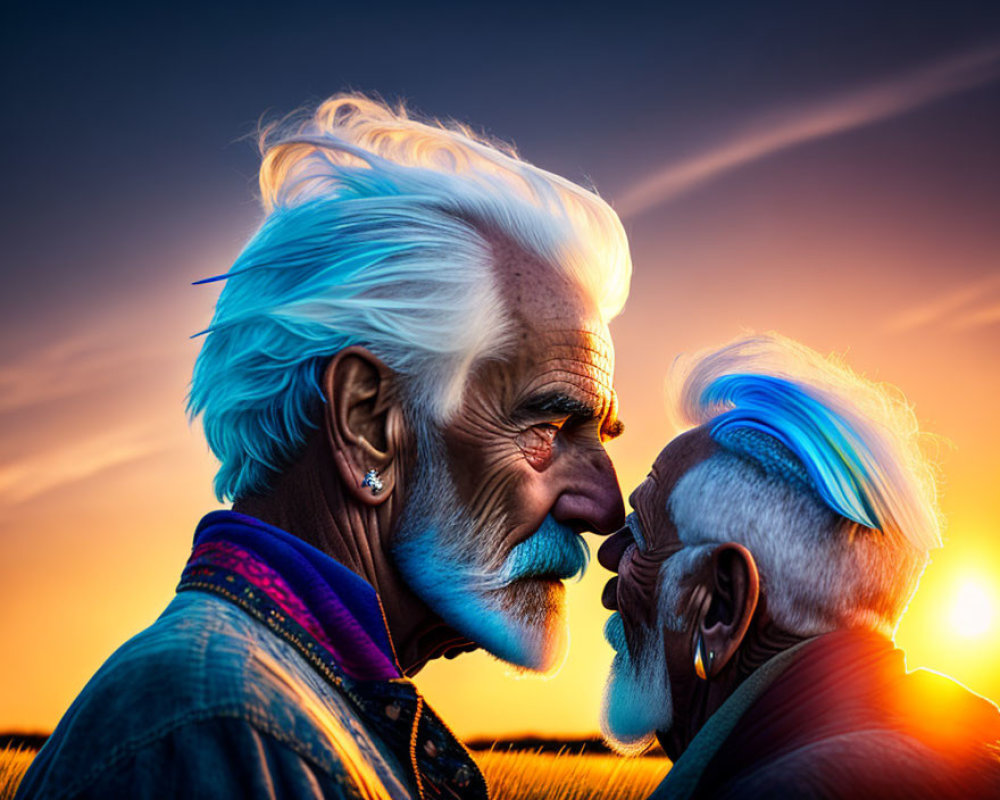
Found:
<box><xmin>661</xmin><ymin>627</ymin><xmax>691</xmax><ymax>686</ymax></box>
<box><xmin>457</xmin><ymin>452</ymin><xmax>557</xmax><ymax>551</ymax></box>
<box><xmin>618</xmin><ymin>550</ymin><xmax>664</xmax><ymax>631</ymax></box>
<box><xmin>442</xmin><ymin>426</ymin><xmax>526</xmax><ymax>512</ymax></box>
<box><xmin>442</xmin><ymin>425</ymin><xmax>564</xmax><ymax>543</ymax></box>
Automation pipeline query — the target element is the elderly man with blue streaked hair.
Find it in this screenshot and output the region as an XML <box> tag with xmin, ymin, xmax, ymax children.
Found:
<box><xmin>599</xmin><ymin>334</ymin><xmax>1000</xmax><ymax>799</ymax></box>
<box><xmin>17</xmin><ymin>94</ymin><xmax>630</xmax><ymax>799</ymax></box>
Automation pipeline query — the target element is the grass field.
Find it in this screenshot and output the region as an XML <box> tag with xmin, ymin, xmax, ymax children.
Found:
<box><xmin>0</xmin><ymin>745</ymin><xmax>667</xmax><ymax>799</ymax></box>
<box><xmin>0</xmin><ymin>747</ymin><xmax>34</xmax><ymax>800</ymax></box>
<box><xmin>475</xmin><ymin>749</ymin><xmax>668</xmax><ymax>800</ymax></box>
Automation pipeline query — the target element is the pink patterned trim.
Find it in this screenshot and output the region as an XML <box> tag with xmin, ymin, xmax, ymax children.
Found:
<box><xmin>189</xmin><ymin>541</ymin><xmax>339</xmax><ymax>655</ymax></box>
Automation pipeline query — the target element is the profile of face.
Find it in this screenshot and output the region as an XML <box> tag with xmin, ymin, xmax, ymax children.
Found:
<box><xmin>393</xmin><ymin>257</ymin><xmax>626</xmax><ymax>672</ymax></box>
<box><xmin>598</xmin><ymin>428</ymin><xmax>720</xmax><ymax>752</ymax></box>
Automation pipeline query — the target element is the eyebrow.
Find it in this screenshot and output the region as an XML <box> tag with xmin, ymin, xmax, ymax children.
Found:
<box><xmin>517</xmin><ymin>392</ymin><xmax>597</xmax><ymax>420</ymax></box>
<box><xmin>516</xmin><ymin>392</ymin><xmax>625</xmax><ymax>440</ymax></box>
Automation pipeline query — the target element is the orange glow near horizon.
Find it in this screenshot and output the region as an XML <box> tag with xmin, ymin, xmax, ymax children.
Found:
<box><xmin>0</xmin><ymin>294</ymin><xmax>998</xmax><ymax>740</ymax></box>
<box><xmin>2</xmin><ymin>93</ymin><xmax>1000</xmax><ymax>740</ymax></box>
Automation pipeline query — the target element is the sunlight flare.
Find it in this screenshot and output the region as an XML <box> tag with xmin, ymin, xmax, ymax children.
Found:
<box><xmin>949</xmin><ymin>580</ymin><xmax>994</xmax><ymax>638</ymax></box>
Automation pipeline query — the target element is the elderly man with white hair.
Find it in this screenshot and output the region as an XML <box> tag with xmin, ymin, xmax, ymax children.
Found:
<box><xmin>599</xmin><ymin>335</ymin><xmax>1000</xmax><ymax>799</ymax></box>
<box><xmin>17</xmin><ymin>95</ymin><xmax>631</xmax><ymax>799</ymax></box>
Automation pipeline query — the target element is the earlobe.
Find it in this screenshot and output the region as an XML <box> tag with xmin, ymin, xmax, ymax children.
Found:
<box><xmin>322</xmin><ymin>347</ymin><xmax>406</xmax><ymax>506</ymax></box>
<box><xmin>696</xmin><ymin>543</ymin><xmax>759</xmax><ymax>679</ymax></box>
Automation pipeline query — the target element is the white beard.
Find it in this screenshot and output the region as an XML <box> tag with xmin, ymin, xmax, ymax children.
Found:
<box><xmin>391</xmin><ymin>421</ymin><xmax>587</xmax><ymax>672</ymax></box>
<box><xmin>600</xmin><ymin>545</ymin><xmax>710</xmax><ymax>753</ymax></box>
<box><xmin>600</xmin><ymin>610</ymin><xmax>673</xmax><ymax>754</ymax></box>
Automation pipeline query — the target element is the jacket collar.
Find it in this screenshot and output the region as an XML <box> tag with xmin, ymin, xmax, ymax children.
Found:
<box><xmin>177</xmin><ymin>511</ymin><xmax>488</xmax><ymax>800</ymax></box>
<box><xmin>182</xmin><ymin>509</ymin><xmax>400</xmax><ymax>680</ymax></box>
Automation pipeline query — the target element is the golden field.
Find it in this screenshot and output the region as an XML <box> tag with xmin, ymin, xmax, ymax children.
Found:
<box><xmin>475</xmin><ymin>749</ymin><xmax>668</xmax><ymax>800</ymax></box>
<box><xmin>0</xmin><ymin>748</ymin><xmax>34</xmax><ymax>800</ymax></box>
<box><xmin>0</xmin><ymin>745</ymin><xmax>667</xmax><ymax>800</ymax></box>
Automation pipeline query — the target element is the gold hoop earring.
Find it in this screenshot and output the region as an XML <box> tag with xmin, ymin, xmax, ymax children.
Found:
<box><xmin>694</xmin><ymin>634</ymin><xmax>713</xmax><ymax>681</ymax></box>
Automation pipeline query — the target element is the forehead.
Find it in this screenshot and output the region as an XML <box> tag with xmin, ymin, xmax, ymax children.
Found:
<box><xmin>490</xmin><ymin>236</ymin><xmax>615</xmax><ymax>402</ymax></box>
<box><xmin>632</xmin><ymin>426</ymin><xmax>718</xmax><ymax>545</ymax></box>
<box><xmin>509</xmin><ymin>323</ymin><xmax>615</xmax><ymax>403</ymax></box>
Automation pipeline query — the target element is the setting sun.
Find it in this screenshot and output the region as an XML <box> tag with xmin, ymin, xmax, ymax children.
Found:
<box><xmin>950</xmin><ymin>580</ymin><xmax>994</xmax><ymax>638</ymax></box>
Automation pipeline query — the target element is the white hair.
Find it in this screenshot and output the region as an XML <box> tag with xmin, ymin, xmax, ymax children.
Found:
<box><xmin>665</xmin><ymin>333</ymin><xmax>943</xmax><ymax>638</ymax></box>
<box><xmin>190</xmin><ymin>93</ymin><xmax>632</xmax><ymax>500</ymax></box>
<box><xmin>670</xmin><ymin>456</ymin><xmax>927</xmax><ymax>637</ymax></box>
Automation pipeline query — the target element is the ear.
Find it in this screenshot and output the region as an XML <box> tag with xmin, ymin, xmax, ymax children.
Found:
<box><xmin>696</xmin><ymin>543</ymin><xmax>759</xmax><ymax>678</ymax></box>
<box><xmin>322</xmin><ymin>346</ymin><xmax>408</xmax><ymax>507</ymax></box>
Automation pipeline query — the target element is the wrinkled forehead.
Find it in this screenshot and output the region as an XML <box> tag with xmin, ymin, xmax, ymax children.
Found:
<box><xmin>490</xmin><ymin>237</ymin><xmax>616</xmax><ymax>396</ymax></box>
<box><xmin>637</xmin><ymin>426</ymin><xmax>719</xmax><ymax>548</ymax></box>
<box><xmin>491</xmin><ymin>233</ymin><xmax>611</xmax><ymax>341</ymax></box>
<box><xmin>504</xmin><ymin>323</ymin><xmax>617</xmax><ymax>422</ymax></box>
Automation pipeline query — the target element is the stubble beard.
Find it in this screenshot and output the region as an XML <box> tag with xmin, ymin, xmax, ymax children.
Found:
<box><xmin>391</xmin><ymin>419</ymin><xmax>569</xmax><ymax>671</ymax></box>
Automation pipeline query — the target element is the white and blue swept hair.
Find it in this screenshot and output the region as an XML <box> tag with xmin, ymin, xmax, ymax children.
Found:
<box><xmin>189</xmin><ymin>94</ymin><xmax>632</xmax><ymax>501</ymax></box>
<box><xmin>666</xmin><ymin>334</ymin><xmax>942</xmax><ymax>637</ymax></box>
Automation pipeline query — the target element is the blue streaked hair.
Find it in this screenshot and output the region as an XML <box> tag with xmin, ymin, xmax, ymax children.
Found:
<box><xmin>188</xmin><ymin>94</ymin><xmax>632</xmax><ymax>501</ymax></box>
<box><xmin>671</xmin><ymin>334</ymin><xmax>941</xmax><ymax>551</ymax></box>
<box><xmin>707</xmin><ymin>375</ymin><xmax>882</xmax><ymax>530</ymax></box>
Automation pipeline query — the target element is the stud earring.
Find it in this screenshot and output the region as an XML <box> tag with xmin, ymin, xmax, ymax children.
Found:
<box><xmin>361</xmin><ymin>468</ymin><xmax>384</xmax><ymax>495</ymax></box>
<box><xmin>694</xmin><ymin>634</ymin><xmax>714</xmax><ymax>680</ymax></box>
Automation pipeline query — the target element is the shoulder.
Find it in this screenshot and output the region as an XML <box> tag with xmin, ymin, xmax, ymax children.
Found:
<box><xmin>18</xmin><ymin>592</ymin><xmax>411</xmax><ymax>800</ymax></box>
<box><xmin>25</xmin><ymin>715</ymin><xmax>379</xmax><ymax>800</ymax></box>
<box><xmin>716</xmin><ymin>727</ymin><xmax>1000</xmax><ymax>799</ymax></box>
<box><xmin>53</xmin><ymin>590</ymin><xmax>335</xmax><ymax>739</ymax></box>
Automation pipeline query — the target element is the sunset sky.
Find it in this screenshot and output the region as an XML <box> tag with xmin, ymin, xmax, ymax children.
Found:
<box><xmin>2</xmin><ymin>1</ymin><xmax>1000</xmax><ymax>740</ymax></box>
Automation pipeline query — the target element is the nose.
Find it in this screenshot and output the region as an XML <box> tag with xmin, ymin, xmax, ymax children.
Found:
<box><xmin>550</xmin><ymin>449</ymin><xmax>625</xmax><ymax>535</ymax></box>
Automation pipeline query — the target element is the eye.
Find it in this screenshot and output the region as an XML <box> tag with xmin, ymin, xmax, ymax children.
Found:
<box><xmin>516</xmin><ymin>423</ymin><xmax>561</xmax><ymax>471</ymax></box>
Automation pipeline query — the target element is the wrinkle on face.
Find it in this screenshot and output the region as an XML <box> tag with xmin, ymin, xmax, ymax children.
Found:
<box><xmin>405</xmin><ymin>237</ymin><xmax>624</xmax><ymax>670</ymax></box>
<box><xmin>620</xmin><ymin>428</ymin><xmax>718</xmax><ymax>612</ymax></box>
<box><xmin>443</xmin><ymin>327</ymin><xmax>617</xmax><ymax>545</ymax></box>
<box><xmin>599</xmin><ymin>427</ymin><xmax>719</xmax><ymax>682</ymax></box>
<box><xmin>600</xmin><ymin>427</ymin><xmax>720</xmax><ymax>748</ymax></box>
<box><xmin>619</xmin><ymin>544</ymin><xmax>668</xmax><ymax>633</ymax></box>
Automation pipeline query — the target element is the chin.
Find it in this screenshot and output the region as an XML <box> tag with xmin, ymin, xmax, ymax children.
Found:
<box><xmin>393</xmin><ymin>538</ymin><xmax>571</xmax><ymax>672</ymax></box>
<box><xmin>490</xmin><ymin>578</ymin><xmax>569</xmax><ymax>674</ymax></box>
<box><xmin>600</xmin><ymin>622</ymin><xmax>673</xmax><ymax>755</ymax></box>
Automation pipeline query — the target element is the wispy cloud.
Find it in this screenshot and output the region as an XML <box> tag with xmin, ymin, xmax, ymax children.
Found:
<box><xmin>0</xmin><ymin>333</ymin><xmax>113</xmax><ymax>414</ymax></box>
<box><xmin>952</xmin><ymin>302</ymin><xmax>1000</xmax><ymax>331</ymax></box>
<box><xmin>0</xmin><ymin>328</ymin><xmax>177</xmax><ymax>416</ymax></box>
<box><xmin>886</xmin><ymin>274</ymin><xmax>1000</xmax><ymax>333</ymax></box>
<box><xmin>615</xmin><ymin>44</ymin><xmax>1000</xmax><ymax>217</ymax></box>
<box><xmin>0</xmin><ymin>424</ymin><xmax>170</xmax><ymax>505</ymax></box>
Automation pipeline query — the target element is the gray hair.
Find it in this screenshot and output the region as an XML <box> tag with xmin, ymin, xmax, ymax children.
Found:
<box><xmin>663</xmin><ymin>333</ymin><xmax>942</xmax><ymax>638</ymax></box>
<box><xmin>669</xmin><ymin>454</ymin><xmax>929</xmax><ymax>637</ymax></box>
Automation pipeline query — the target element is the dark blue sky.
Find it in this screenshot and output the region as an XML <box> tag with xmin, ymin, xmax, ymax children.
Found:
<box><xmin>4</xmin><ymin>0</ymin><xmax>999</xmax><ymax>345</ymax></box>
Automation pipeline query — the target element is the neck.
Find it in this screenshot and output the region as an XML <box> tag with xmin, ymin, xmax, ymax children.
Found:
<box><xmin>232</xmin><ymin>430</ymin><xmax>473</xmax><ymax>675</ymax></box>
<box><xmin>658</xmin><ymin>613</ymin><xmax>806</xmax><ymax>760</ymax></box>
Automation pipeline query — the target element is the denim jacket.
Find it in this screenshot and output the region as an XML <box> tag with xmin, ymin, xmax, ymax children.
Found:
<box><xmin>17</xmin><ymin>512</ymin><xmax>487</xmax><ymax>800</ymax></box>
